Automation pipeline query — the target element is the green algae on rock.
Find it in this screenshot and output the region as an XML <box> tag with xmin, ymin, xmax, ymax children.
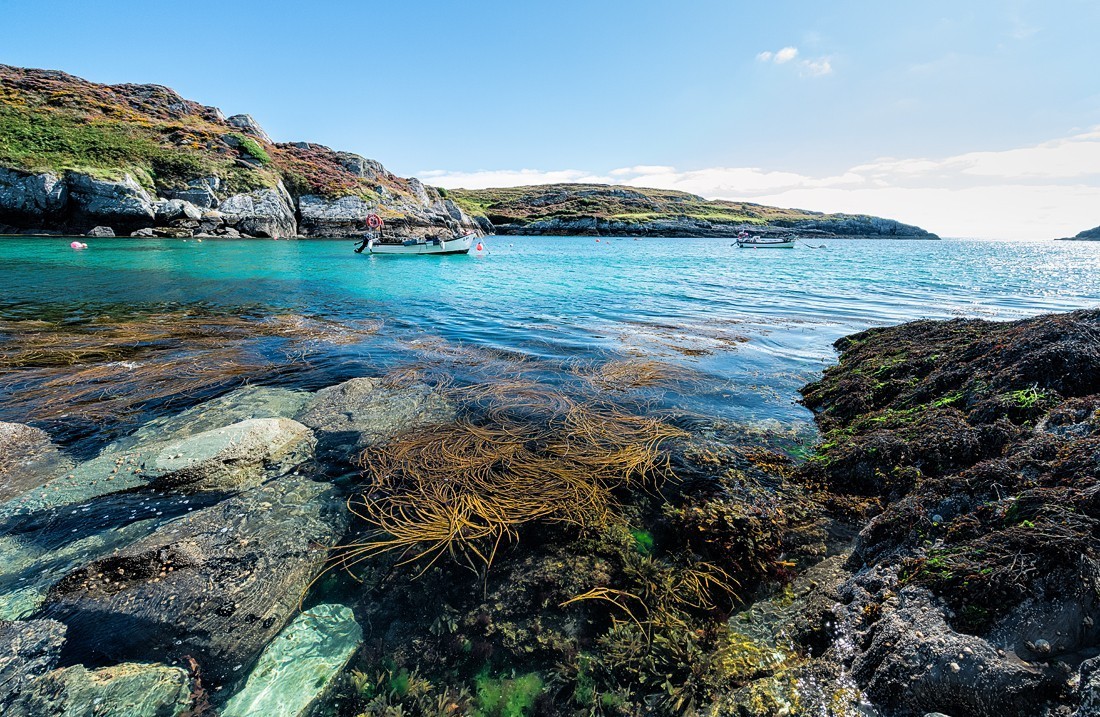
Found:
<box><xmin>6</xmin><ymin>662</ymin><xmax>196</xmax><ymax>717</ymax></box>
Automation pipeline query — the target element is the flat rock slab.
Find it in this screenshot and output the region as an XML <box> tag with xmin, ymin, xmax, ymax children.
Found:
<box><xmin>2</xmin><ymin>417</ymin><xmax>314</xmax><ymax>517</ymax></box>
<box><xmin>6</xmin><ymin>662</ymin><xmax>195</xmax><ymax>717</ymax></box>
<box><xmin>0</xmin><ymin>422</ymin><xmax>73</xmax><ymax>502</ymax></box>
<box><xmin>221</xmin><ymin>603</ymin><xmax>362</xmax><ymax>717</ymax></box>
<box><xmin>42</xmin><ymin>476</ymin><xmax>346</xmax><ymax>687</ymax></box>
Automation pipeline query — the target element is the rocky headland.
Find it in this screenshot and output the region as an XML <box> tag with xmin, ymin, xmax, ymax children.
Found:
<box><xmin>1</xmin><ymin>308</ymin><xmax>1098</xmax><ymax>716</ymax></box>
<box><xmin>448</xmin><ymin>184</ymin><xmax>941</xmax><ymax>239</ymax></box>
<box><xmin>1058</xmin><ymin>226</ymin><xmax>1100</xmax><ymax>241</ymax></box>
<box><xmin>0</xmin><ymin>65</ymin><xmax>480</xmax><ymax>239</ymax></box>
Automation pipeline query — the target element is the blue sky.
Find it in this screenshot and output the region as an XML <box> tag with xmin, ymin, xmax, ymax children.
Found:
<box><xmin>5</xmin><ymin>0</ymin><xmax>1100</xmax><ymax>237</ymax></box>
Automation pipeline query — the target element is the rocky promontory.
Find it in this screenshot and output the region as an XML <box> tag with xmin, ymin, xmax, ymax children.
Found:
<box><xmin>0</xmin><ymin>65</ymin><xmax>481</xmax><ymax>239</ymax></box>
<box><xmin>448</xmin><ymin>184</ymin><xmax>941</xmax><ymax>239</ymax></box>
<box><xmin>1058</xmin><ymin>225</ymin><xmax>1100</xmax><ymax>241</ymax></box>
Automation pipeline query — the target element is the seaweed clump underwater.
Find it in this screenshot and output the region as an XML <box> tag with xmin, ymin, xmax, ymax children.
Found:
<box><xmin>322</xmin><ymin>362</ymin><xmax>826</xmax><ymax>716</ymax></box>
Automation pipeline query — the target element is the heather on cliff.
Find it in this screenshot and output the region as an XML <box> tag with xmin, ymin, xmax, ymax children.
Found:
<box><xmin>0</xmin><ymin>64</ymin><xmax>478</xmax><ymax>238</ymax></box>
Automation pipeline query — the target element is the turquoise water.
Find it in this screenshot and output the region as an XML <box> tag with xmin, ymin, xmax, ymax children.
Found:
<box><xmin>2</xmin><ymin>235</ymin><xmax>1100</xmax><ymax>446</ymax></box>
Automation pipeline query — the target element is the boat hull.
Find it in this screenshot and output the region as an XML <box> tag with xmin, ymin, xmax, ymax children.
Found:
<box><xmin>736</xmin><ymin>239</ymin><xmax>795</xmax><ymax>249</ymax></box>
<box><xmin>368</xmin><ymin>234</ymin><xmax>476</xmax><ymax>255</ymax></box>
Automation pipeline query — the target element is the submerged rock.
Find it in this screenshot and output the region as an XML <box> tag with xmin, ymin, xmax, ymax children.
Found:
<box><xmin>295</xmin><ymin>377</ymin><xmax>452</xmax><ymax>460</ymax></box>
<box><xmin>221</xmin><ymin>602</ymin><xmax>362</xmax><ymax>717</ymax></box>
<box><xmin>6</xmin><ymin>662</ymin><xmax>195</xmax><ymax>717</ymax></box>
<box><xmin>42</xmin><ymin>476</ymin><xmax>346</xmax><ymax>686</ymax></box>
<box><xmin>106</xmin><ymin>386</ymin><xmax>311</xmax><ymax>453</ymax></box>
<box><xmin>0</xmin><ymin>619</ymin><xmax>66</xmax><ymax>708</ymax></box>
<box><xmin>4</xmin><ymin>417</ymin><xmax>315</xmax><ymax>515</ymax></box>
<box><xmin>0</xmin><ymin>421</ymin><xmax>73</xmax><ymax>502</ymax></box>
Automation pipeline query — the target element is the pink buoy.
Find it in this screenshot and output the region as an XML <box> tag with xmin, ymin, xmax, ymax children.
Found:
<box><xmin>476</xmin><ymin>242</ymin><xmax>484</xmax><ymax>252</ymax></box>
<box><xmin>70</xmin><ymin>241</ymin><xmax>82</xmax><ymax>249</ymax></box>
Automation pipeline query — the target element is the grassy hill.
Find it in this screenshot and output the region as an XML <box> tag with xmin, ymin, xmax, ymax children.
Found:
<box><xmin>448</xmin><ymin>184</ymin><xmax>939</xmax><ymax>238</ymax></box>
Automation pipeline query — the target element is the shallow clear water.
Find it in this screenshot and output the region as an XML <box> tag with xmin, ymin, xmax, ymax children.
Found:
<box><xmin>2</xmin><ymin>235</ymin><xmax>1099</xmax><ymax>443</ymax></box>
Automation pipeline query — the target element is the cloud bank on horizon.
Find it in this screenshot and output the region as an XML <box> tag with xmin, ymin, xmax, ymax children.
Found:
<box><xmin>421</xmin><ymin>128</ymin><xmax>1100</xmax><ymax>240</ymax></box>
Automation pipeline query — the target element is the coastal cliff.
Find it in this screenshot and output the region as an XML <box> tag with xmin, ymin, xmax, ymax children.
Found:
<box><xmin>448</xmin><ymin>184</ymin><xmax>941</xmax><ymax>239</ymax></box>
<box><xmin>0</xmin><ymin>65</ymin><xmax>480</xmax><ymax>239</ymax></box>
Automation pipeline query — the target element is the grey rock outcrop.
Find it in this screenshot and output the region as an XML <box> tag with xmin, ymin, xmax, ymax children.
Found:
<box><xmin>298</xmin><ymin>194</ymin><xmax>376</xmax><ymax>235</ymax></box>
<box><xmin>85</xmin><ymin>225</ymin><xmax>114</xmax><ymax>237</ymax></box>
<box><xmin>226</xmin><ymin>113</ymin><xmax>273</xmax><ymax>144</ymax></box>
<box><xmin>1077</xmin><ymin>656</ymin><xmax>1100</xmax><ymax>716</ymax></box>
<box><xmin>0</xmin><ymin>619</ymin><xmax>66</xmax><ymax>708</ymax></box>
<box><xmin>0</xmin><ymin>422</ymin><xmax>72</xmax><ymax>502</ymax></box>
<box><xmin>42</xmin><ymin>476</ymin><xmax>346</xmax><ymax>686</ymax></box>
<box><xmin>336</xmin><ymin>152</ymin><xmax>387</xmax><ymax>179</ymax></box>
<box><xmin>1058</xmin><ymin>225</ymin><xmax>1100</xmax><ymax>241</ymax></box>
<box><xmin>220</xmin><ymin>182</ymin><xmax>296</xmax><ymax>238</ymax></box>
<box><xmin>66</xmin><ymin>173</ymin><xmax>156</xmax><ymax>230</ymax></box>
<box><xmin>0</xmin><ymin>168</ymin><xmax>67</xmax><ymax>222</ymax></box>
<box><xmin>154</xmin><ymin>198</ymin><xmax>203</xmax><ymax>223</ymax></box>
<box><xmin>6</xmin><ymin>662</ymin><xmax>195</xmax><ymax>717</ymax></box>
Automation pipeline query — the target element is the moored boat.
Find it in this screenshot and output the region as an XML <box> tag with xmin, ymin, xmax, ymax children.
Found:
<box><xmin>353</xmin><ymin>213</ymin><xmax>478</xmax><ymax>256</ymax></box>
<box><xmin>364</xmin><ymin>233</ymin><xmax>476</xmax><ymax>255</ymax></box>
<box><xmin>734</xmin><ymin>231</ymin><xmax>795</xmax><ymax>249</ymax></box>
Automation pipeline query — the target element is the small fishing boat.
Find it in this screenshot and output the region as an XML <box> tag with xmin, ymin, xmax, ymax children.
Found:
<box><xmin>734</xmin><ymin>231</ymin><xmax>795</xmax><ymax>249</ymax></box>
<box><xmin>363</xmin><ymin>233</ymin><xmax>477</xmax><ymax>255</ymax></box>
<box><xmin>353</xmin><ymin>213</ymin><xmax>478</xmax><ymax>256</ymax></box>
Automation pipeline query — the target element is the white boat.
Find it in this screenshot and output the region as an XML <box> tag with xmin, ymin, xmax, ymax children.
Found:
<box><xmin>734</xmin><ymin>232</ymin><xmax>795</xmax><ymax>249</ymax></box>
<box><xmin>362</xmin><ymin>233</ymin><xmax>477</xmax><ymax>256</ymax></box>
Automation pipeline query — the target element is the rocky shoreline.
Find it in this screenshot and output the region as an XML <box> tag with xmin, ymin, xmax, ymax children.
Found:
<box><xmin>1</xmin><ymin>310</ymin><xmax>1098</xmax><ymax>716</ymax></box>
<box><xmin>1057</xmin><ymin>226</ymin><xmax>1100</xmax><ymax>241</ymax></box>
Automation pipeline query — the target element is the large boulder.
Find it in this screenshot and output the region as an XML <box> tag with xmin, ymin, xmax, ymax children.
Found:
<box><xmin>2</xmin><ymin>417</ymin><xmax>315</xmax><ymax>517</ymax></box>
<box><xmin>154</xmin><ymin>198</ymin><xmax>203</xmax><ymax>223</ymax></box>
<box><xmin>42</xmin><ymin>476</ymin><xmax>346</xmax><ymax>687</ymax></box>
<box><xmin>66</xmin><ymin>173</ymin><xmax>156</xmax><ymax>231</ymax></box>
<box><xmin>162</xmin><ymin>176</ymin><xmax>221</xmax><ymax>209</ymax></box>
<box><xmin>295</xmin><ymin>377</ymin><xmax>452</xmax><ymax>460</ymax></box>
<box><xmin>6</xmin><ymin>662</ymin><xmax>196</xmax><ymax>717</ymax></box>
<box><xmin>0</xmin><ymin>422</ymin><xmax>72</xmax><ymax>502</ymax></box>
<box><xmin>221</xmin><ymin>603</ymin><xmax>362</xmax><ymax>717</ymax></box>
<box><xmin>220</xmin><ymin>182</ymin><xmax>296</xmax><ymax>238</ymax></box>
<box><xmin>226</xmin><ymin>114</ymin><xmax>273</xmax><ymax>144</ymax></box>
<box><xmin>334</xmin><ymin>152</ymin><xmax>386</xmax><ymax>180</ymax></box>
<box><xmin>0</xmin><ymin>619</ymin><xmax>66</xmax><ymax>708</ymax></box>
<box><xmin>0</xmin><ymin>168</ymin><xmax>68</xmax><ymax>224</ymax></box>
<box><xmin>85</xmin><ymin>225</ymin><xmax>114</xmax><ymax>237</ymax></box>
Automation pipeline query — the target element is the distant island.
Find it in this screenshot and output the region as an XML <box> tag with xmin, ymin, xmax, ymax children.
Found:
<box><xmin>449</xmin><ymin>184</ymin><xmax>940</xmax><ymax>239</ymax></box>
<box><xmin>0</xmin><ymin>64</ymin><xmax>938</xmax><ymax>240</ymax></box>
<box><xmin>1057</xmin><ymin>226</ymin><xmax>1100</xmax><ymax>241</ymax></box>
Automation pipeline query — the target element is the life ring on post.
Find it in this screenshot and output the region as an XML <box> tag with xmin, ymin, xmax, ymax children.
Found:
<box><xmin>366</xmin><ymin>213</ymin><xmax>383</xmax><ymax>229</ymax></box>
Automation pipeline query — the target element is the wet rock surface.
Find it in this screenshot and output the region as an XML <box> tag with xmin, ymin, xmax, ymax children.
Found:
<box><xmin>220</xmin><ymin>602</ymin><xmax>362</xmax><ymax>717</ymax></box>
<box><xmin>0</xmin><ymin>618</ymin><xmax>67</xmax><ymax>707</ymax></box>
<box><xmin>295</xmin><ymin>377</ymin><xmax>452</xmax><ymax>461</ymax></box>
<box><xmin>41</xmin><ymin>475</ymin><xmax>346</xmax><ymax>686</ymax></box>
<box><xmin>6</xmin><ymin>661</ymin><xmax>196</xmax><ymax>717</ymax></box>
<box><xmin>0</xmin><ymin>421</ymin><xmax>73</xmax><ymax>501</ymax></box>
<box><xmin>4</xmin><ymin>417</ymin><xmax>315</xmax><ymax>516</ymax></box>
<box><xmin>794</xmin><ymin>308</ymin><xmax>1100</xmax><ymax>716</ymax></box>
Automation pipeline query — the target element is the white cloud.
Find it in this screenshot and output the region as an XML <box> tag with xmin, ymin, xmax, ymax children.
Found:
<box><xmin>757</xmin><ymin>45</ymin><xmax>832</xmax><ymax>76</ymax></box>
<box><xmin>801</xmin><ymin>59</ymin><xmax>833</xmax><ymax>76</ymax></box>
<box><xmin>421</xmin><ymin>128</ymin><xmax>1100</xmax><ymax>239</ymax></box>
<box><xmin>774</xmin><ymin>46</ymin><xmax>799</xmax><ymax>64</ymax></box>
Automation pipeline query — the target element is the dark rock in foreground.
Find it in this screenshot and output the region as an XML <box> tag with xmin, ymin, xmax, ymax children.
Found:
<box><xmin>41</xmin><ymin>476</ymin><xmax>346</xmax><ymax>687</ymax></box>
<box><xmin>795</xmin><ymin>308</ymin><xmax>1100</xmax><ymax>717</ymax></box>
